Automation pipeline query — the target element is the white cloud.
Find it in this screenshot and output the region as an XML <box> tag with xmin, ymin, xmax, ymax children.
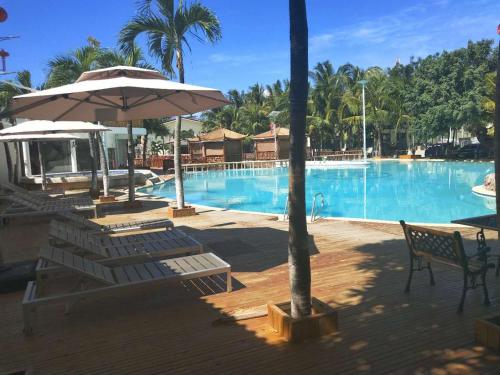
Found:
<box><xmin>308</xmin><ymin>0</ymin><xmax>500</xmax><ymax>67</ymax></box>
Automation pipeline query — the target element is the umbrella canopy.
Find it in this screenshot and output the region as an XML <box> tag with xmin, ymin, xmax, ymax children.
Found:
<box><xmin>8</xmin><ymin>66</ymin><xmax>230</xmax><ymax>121</ymax></box>
<box><xmin>0</xmin><ymin>120</ymin><xmax>110</xmax><ymax>135</ymax></box>
<box><xmin>0</xmin><ymin>132</ymin><xmax>91</xmax><ymax>142</ymax></box>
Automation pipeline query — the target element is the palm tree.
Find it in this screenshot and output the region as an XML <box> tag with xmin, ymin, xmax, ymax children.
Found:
<box><xmin>46</xmin><ymin>40</ymin><xmax>102</xmax><ymax>88</ymax></box>
<box><xmin>288</xmin><ymin>0</ymin><xmax>311</xmax><ymax>319</ymax></box>
<box><xmin>120</xmin><ymin>0</ymin><xmax>222</xmax><ymax>209</ymax></box>
<box><xmin>365</xmin><ymin>68</ymin><xmax>391</xmax><ymax>156</ymax></box>
<box><xmin>142</xmin><ymin>118</ymin><xmax>170</xmax><ymax>165</ymax></box>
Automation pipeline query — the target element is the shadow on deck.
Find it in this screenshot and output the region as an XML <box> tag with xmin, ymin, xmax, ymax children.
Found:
<box><xmin>0</xmin><ymin>212</ymin><xmax>499</xmax><ymax>374</ymax></box>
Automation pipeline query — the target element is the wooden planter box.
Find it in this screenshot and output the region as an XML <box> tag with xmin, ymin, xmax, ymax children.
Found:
<box><xmin>99</xmin><ymin>195</ymin><xmax>116</xmax><ymax>203</ymax></box>
<box><xmin>267</xmin><ymin>297</ymin><xmax>338</xmax><ymax>342</ymax></box>
<box><xmin>475</xmin><ymin>315</ymin><xmax>500</xmax><ymax>352</ymax></box>
<box><xmin>167</xmin><ymin>205</ymin><xmax>196</xmax><ymax>218</ymax></box>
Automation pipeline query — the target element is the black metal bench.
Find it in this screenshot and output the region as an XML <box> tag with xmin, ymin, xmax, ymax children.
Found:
<box><xmin>400</xmin><ymin>220</ymin><xmax>493</xmax><ymax>313</ymax></box>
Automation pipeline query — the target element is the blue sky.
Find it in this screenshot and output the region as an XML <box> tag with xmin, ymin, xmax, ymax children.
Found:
<box><xmin>2</xmin><ymin>0</ymin><xmax>500</xmax><ymax>92</ymax></box>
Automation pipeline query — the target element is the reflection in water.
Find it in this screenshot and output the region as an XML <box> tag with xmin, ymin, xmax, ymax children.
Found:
<box><xmin>140</xmin><ymin>161</ymin><xmax>495</xmax><ymax>223</ymax></box>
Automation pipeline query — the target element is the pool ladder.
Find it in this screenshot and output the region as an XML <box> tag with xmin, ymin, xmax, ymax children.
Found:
<box><xmin>282</xmin><ymin>192</ymin><xmax>325</xmax><ymax>223</ymax></box>
<box><xmin>310</xmin><ymin>192</ymin><xmax>325</xmax><ymax>223</ymax></box>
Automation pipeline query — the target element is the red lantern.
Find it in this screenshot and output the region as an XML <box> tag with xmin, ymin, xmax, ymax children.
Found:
<box><xmin>0</xmin><ymin>8</ymin><xmax>7</xmax><ymax>23</ymax></box>
<box><xmin>497</xmin><ymin>24</ymin><xmax>500</xmax><ymax>35</ymax></box>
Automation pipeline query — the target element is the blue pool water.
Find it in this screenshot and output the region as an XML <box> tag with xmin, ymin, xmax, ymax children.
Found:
<box><xmin>139</xmin><ymin>161</ymin><xmax>496</xmax><ymax>223</ymax></box>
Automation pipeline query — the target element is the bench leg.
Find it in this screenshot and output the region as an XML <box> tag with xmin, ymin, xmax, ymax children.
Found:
<box><xmin>23</xmin><ymin>305</ymin><xmax>36</xmax><ymax>336</ymax></box>
<box><xmin>405</xmin><ymin>257</ymin><xmax>414</xmax><ymax>293</ymax></box>
<box><xmin>427</xmin><ymin>262</ymin><xmax>435</xmax><ymax>286</ymax></box>
<box><xmin>458</xmin><ymin>274</ymin><xmax>468</xmax><ymax>314</ymax></box>
<box><xmin>226</xmin><ymin>271</ymin><xmax>232</xmax><ymax>293</ymax></box>
<box><xmin>481</xmin><ymin>271</ymin><xmax>490</xmax><ymax>306</ymax></box>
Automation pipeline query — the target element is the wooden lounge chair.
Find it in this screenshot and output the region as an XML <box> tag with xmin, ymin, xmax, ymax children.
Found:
<box><xmin>23</xmin><ymin>246</ymin><xmax>231</xmax><ymax>334</ymax></box>
<box><xmin>57</xmin><ymin>210</ymin><xmax>173</xmax><ymax>234</ymax></box>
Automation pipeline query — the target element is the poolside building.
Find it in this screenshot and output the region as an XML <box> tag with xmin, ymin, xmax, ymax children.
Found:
<box><xmin>253</xmin><ymin>126</ymin><xmax>289</xmax><ymax>160</ymax></box>
<box><xmin>187</xmin><ymin>128</ymin><xmax>246</xmax><ymax>163</ymax></box>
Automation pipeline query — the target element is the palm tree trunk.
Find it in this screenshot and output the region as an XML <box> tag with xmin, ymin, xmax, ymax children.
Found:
<box><xmin>3</xmin><ymin>143</ymin><xmax>13</xmax><ymax>182</ymax></box>
<box><xmin>494</xmin><ymin>40</ymin><xmax>500</xmax><ymax>240</ymax></box>
<box><xmin>96</xmin><ymin>132</ymin><xmax>110</xmax><ymax>197</ymax></box>
<box><xmin>142</xmin><ymin>133</ymin><xmax>148</xmax><ymax>167</ymax></box>
<box><xmin>127</xmin><ymin>121</ymin><xmax>135</xmax><ymax>203</ymax></box>
<box><xmin>377</xmin><ymin>127</ymin><xmax>383</xmax><ymax>156</ymax></box>
<box><xmin>174</xmin><ymin>49</ymin><xmax>185</xmax><ymax>209</ymax></box>
<box><xmin>288</xmin><ymin>0</ymin><xmax>311</xmax><ymax>319</ymax></box>
<box><xmin>88</xmin><ymin>133</ymin><xmax>99</xmax><ymax>197</ymax></box>
<box><xmin>0</xmin><ymin>123</ymin><xmax>13</xmax><ymax>182</ymax></box>
<box><xmin>37</xmin><ymin>142</ymin><xmax>47</xmax><ymax>191</ymax></box>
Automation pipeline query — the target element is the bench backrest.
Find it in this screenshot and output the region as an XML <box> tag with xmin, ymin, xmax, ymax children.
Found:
<box><xmin>400</xmin><ymin>220</ymin><xmax>467</xmax><ymax>269</ymax></box>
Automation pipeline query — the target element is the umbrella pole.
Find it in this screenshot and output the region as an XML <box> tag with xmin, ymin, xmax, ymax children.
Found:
<box><xmin>37</xmin><ymin>142</ymin><xmax>47</xmax><ymax>191</ymax></box>
<box><xmin>127</xmin><ymin>121</ymin><xmax>135</xmax><ymax>203</ymax></box>
<box><xmin>88</xmin><ymin>133</ymin><xmax>99</xmax><ymax>198</ymax></box>
<box><xmin>96</xmin><ymin>131</ymin><xmax>110</xmax><ymax>197</ymax></box>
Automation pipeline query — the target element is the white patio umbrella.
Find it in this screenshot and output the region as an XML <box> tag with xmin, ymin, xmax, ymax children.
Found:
<box><xmin>8</xmin><ymin>66</ymin><xmax>229</xmax><ymax>203</ymax></box>
<box><xmin>0</xmin><ymin>120</ymin><xmax>109</xmax><ymax>135</ymax></box>
<box><xmin>0</xmin><ymin>121</ymin><xmax>110</xmax><ymax>191</ymax></box>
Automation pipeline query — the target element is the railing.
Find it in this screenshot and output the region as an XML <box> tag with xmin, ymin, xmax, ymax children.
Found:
<box><xmin>313</xmin><ymin>150</ymin><xmax>363</xmax><ymax>161</ymax></box>
<box><xmin>310</xmin><ymin>192</ymin><xmax>325</xmax><ymax>223</ymax></box>
<box><xmin>182</xmin><ymin>159</ymin><xmax>289</xmax><ymax>173</ymax></box>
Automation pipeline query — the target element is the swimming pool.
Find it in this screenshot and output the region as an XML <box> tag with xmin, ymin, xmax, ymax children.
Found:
<box><xmin>139</xmin><ymin>161</ymin><xmax>495</xmax><ymax>224</ymax></box>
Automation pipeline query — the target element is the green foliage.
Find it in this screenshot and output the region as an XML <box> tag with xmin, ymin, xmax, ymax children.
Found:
<box><xmin>119</xmin><ymin>0</ymin><xmax>222</xmax><ymax>80</ymax></box>
<box><xmin>201</xmin><ymin>39</ymin><xmax>496</xmax><ymax>156</ymax></box>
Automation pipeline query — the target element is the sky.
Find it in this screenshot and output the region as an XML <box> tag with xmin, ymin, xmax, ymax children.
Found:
<box><xmin>1</xmin><ymin>0</ymin><xmax>500</xmax><ymax>93</ymax></box>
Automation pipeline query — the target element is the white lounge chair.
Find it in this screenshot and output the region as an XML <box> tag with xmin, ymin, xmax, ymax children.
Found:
<box><xmin>0</xmin><ymin>195</ymin><xmax>97</xmax><ymax>219</ymax></box>
<box><xmin>57</xmin><ymin>210</ymin><xmax>173</xmax><ymax>233</ymax></box>
<box><xmin>37</xmin><ymin>221</ymin><xmax>204</xmax><ymax>281</ymax></box>
<box><xmin>23</xmin><ymin>246</ymin><xmax>231</xmax><ymax>334</ymax></box>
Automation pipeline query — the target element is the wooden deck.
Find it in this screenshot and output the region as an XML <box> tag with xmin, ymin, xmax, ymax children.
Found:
<box><xmin>1</xmin><ymin>201</ymin><xmax>500</xmax><ymax>374</ymax></box>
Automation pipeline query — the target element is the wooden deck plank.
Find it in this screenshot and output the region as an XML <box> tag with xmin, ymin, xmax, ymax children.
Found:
<box><xmin>3</xmin><ymin>209</ymin><xmax>500</xmax><ymax>375</ymax></box>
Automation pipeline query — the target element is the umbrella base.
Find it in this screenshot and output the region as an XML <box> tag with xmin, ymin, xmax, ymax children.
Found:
<box><xmin>167</xmin><ymin>205</ymin><xmax>196</xmax><ymax>218</ymax></box>
<box><xmin>99</xmin><ymin>195</ymin><xmax>116</xmax><ymax>203</ymax></box>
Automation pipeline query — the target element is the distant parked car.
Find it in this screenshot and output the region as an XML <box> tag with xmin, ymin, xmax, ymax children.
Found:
<box><xmin>453</xmin><ymin>143</ymin><xmax>491</xmax><ymax>159</ymax></box>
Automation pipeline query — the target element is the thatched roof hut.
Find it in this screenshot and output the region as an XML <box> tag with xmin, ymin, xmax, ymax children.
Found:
<box><xmin>188</xmin><ymin>128</ymin><xmax>246</xmax><ymax>163</ymax></box>
<box><xmin>252</xmin><ymin>127</ymin><xmax>289</xmax><ymax>160</ymax></box>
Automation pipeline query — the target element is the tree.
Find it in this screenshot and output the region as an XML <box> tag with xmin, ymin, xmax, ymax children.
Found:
<box><xmin>288</xmin><ymin>0</ymin><xmax>311</xmax><ymax>319</ymax></box>
<box><xmin>142</xmin><ymin>118</ymin><xmax>170</xmax><ymax>165</ymax></box>
<box><xmin>120</xmin><ymin>0</ymin><xmax>222</xmax><ymax>209</ymax></box>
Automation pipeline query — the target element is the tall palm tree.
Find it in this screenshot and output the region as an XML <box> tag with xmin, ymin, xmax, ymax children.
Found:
<box><xmin>288</xmin><ymin>0</ymin><xmax>311</xmax><ymax>319</ymax></box>
<box><xmin>120</xmin><ymin>0</ymin><xmax>222</xmax><ymax>209</ymax></box>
